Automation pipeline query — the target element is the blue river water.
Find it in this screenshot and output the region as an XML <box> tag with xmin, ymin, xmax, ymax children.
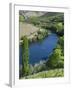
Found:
<box><xmin>19</xmin><ymin>33</ymin><xmax>58</xmax><ymax>65</ymax></box>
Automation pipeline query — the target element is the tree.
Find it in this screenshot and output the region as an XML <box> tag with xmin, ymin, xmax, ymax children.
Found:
<box><xmin>56</xmin><ymin>23</ymin><xmax>63</xmax><ymax>32</ymax></box>
<box><xmin>58</xmin><ymin>36</ymin><xmax>64</xmax><ymax>55</ymax></box>
<box><xmin>19</xmin><ymin>15</ymin><xmax>25</xmax><ymax>22</ymax></box>
<box><xmin>46</xmin><ymin>48</ymin><xmax>64</xmax><ymax>69</ymax></box>
<box><xmin>22</xmin><ymin>36</ymin><xmax>29</xmax><ymax>76</ymax></box>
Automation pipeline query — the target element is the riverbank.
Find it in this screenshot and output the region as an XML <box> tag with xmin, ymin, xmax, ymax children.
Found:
<box><xmin>19</xmin><ymin>22</ymin><xmax>39</xmax><ymax>39</ymax></box>
<box><xmin>19</xmin><ymin>22</ymin><xmax>49</xmax><ymax>43</ymax></box>
<box><xmin>20</xmin><ymin>23</ymin><xmax>51</xmax><ymax>44</ymax></box>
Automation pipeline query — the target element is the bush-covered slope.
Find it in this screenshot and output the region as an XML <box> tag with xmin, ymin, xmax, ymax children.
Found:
<box><xmin>21</xmin><ymin>68</ymin><xmax>64</xmax><ymax>79</ymax></box>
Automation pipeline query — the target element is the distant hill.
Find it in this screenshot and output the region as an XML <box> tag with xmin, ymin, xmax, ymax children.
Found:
<box><xmin>19</xmin><ymin>10</ymin><xmax>46</xmax><ymax>17</ymax></box>
<box><xmin>40</xmin><ymin>12</ymin><xmax>64</xmax><ymax>18</ymax></box>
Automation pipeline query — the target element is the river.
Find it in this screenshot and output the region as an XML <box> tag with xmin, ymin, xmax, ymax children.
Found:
<box><xmin>19</xmin><ymin>33</ymin><xmax>58</xmax><ymax>65</ymax></box>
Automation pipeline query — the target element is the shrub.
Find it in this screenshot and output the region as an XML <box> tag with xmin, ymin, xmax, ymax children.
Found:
<box><xmin>19</xmin><ymin>15</ymin><xmax>25</xmax><ymax>22</ymax></box>
<box><xmin>46</xmin><ymin>48</ymin><xmax>64</xmax><ymax>69</ymax></box>
<box><xmin>55</xmin><ymin>22</ymin><xmax>63</xmax><ymax>32</ymax></box>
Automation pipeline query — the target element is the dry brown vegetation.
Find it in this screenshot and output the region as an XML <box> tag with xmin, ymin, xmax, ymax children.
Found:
<box><xmin>19</xmin><ymin>22</ymin><xmax>39</xmax><ymax>39</ymax></box>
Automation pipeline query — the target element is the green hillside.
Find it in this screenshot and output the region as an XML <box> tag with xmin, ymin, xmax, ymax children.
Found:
<box><xmin>21</xmin><ymin>68</ymin><xmax>64</xmax><ymax>79</ymax></box>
